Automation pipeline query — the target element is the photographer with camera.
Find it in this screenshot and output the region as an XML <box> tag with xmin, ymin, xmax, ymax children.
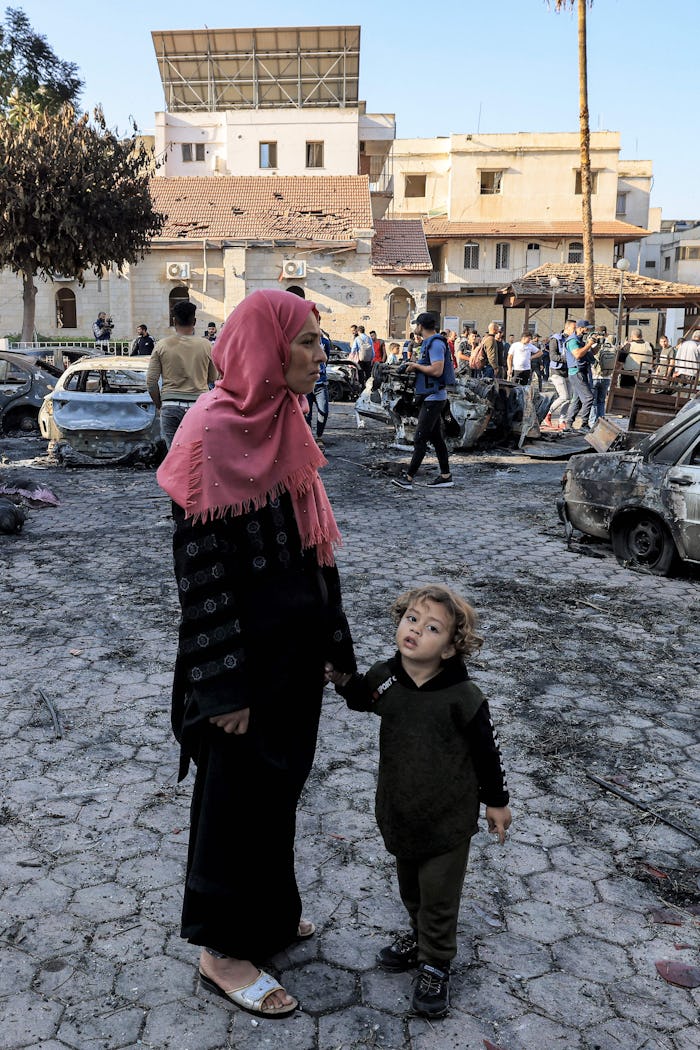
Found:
<box><xmin>560</xmin><ymin>319</ymin><xmax>596</xmax><ymax>434</ymax></box>
<box><xmin>93</xmin><ymin>311</ymin><xmax>113</xmax><ymax>345</ymax></box>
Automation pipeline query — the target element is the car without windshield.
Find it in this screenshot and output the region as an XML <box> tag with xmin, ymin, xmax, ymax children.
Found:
<box><xmin>557</xmin><ymin>400</ymin><xmax>700</xmax><ymax>575</ymax></box>
<box><xmin>38</xmin><ymin>356</ymin><xmax>164</xmax><ymax>465</ymax></box>
<box><xmin>0</xmin><ymin>351</ymin><xmax>59</xmax><ymax>434</ymax></box>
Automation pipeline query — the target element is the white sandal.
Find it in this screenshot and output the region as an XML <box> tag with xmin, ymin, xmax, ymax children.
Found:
<box><xmin>199</xmin><ymin>967</ymin><xmax>298</xmax><ymax>1018</ymax></box>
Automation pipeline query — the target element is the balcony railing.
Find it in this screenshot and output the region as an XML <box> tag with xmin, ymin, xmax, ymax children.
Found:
<box><xmin>428</xmin><ymin>265</ymin><xmax>529</xmax><ymax>286</ymax></box>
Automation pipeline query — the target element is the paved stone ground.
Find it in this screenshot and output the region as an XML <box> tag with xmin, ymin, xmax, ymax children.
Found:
<box><xmin>1</xmin><ymin>404</ymin><xmax>699</xmax><ymax>1050</ymax></box>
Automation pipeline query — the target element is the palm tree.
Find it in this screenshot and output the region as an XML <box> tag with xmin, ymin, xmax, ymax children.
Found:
<box><xmin>553</xmin><ymin>0</ymin><xmax>595</xmax><ymax>321</ymax></box>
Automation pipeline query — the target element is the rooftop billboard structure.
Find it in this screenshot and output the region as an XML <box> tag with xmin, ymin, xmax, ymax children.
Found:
<box><xmin>151</xmin><ymin>25</ymin><xmax>361</xmax><ymax>112</ymax></box>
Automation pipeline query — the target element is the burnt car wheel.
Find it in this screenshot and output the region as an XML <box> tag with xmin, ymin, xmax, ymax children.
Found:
<box><xmin>2</xmin><ymin>408</ymin><xmax>39</xmax><ymax>433</ymax></box>
<box><xmin>611</xmin><ymin>512</ymin><xmax>678</xmax><ymax>576</ymax></box>
<box><xmin>327</xmin><ymin>380</ymin><xmax>344</xmax><ymax>402</ymax></box>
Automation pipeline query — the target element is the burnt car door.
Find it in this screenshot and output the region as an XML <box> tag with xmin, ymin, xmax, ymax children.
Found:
<box><xmin>660</xmin><ymin>426</ymin><xmax>700</xmax><ymax>562</ymax></box>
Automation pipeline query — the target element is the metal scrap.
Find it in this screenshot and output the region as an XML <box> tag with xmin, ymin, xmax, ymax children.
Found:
<box><xmin>37</xmin><ymin>688</ymin><xmax>63</xmax><ymax>740</ymax></box>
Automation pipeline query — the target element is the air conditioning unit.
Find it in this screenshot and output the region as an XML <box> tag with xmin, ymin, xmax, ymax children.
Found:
<box><xmin>166</xmin><ymin>262</ymin><xmax>190</xmax><ymax>280</ymax></box>
<box><xmin>282</xmin><ymin>260</ymin><xmax>306</xmax><ymax>279</ymax></box>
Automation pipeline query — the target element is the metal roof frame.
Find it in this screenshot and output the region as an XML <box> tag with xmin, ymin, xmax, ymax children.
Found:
<box><xmin>151</xmin><ymin>26</ymin><xmax>361</xmax><ymax>111</ymax></box>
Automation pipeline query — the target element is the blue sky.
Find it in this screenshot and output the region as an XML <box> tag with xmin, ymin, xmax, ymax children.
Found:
<box><xmin>16</xmin><ymin>0</ymin><xmax>700</xmax><ymax>217</ymax></box>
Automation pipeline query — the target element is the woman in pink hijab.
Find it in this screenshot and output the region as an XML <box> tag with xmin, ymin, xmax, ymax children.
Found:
<box><xmin>158</xmin><ymin>290</ymin><xmax>356</xmax><ymax>1019</ymax></box>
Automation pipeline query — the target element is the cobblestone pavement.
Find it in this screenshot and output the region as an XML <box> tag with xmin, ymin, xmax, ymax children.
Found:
<box><xmin>1</xmin><ymin>404</ymin><xmax>699</xmax><ymax>1050</ymax></box>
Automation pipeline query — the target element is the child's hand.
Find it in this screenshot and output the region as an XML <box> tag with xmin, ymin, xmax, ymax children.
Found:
<box><xmin>486</xmin><ymin>805</ymin><xmax>512</xmax><ymax>845</ymax></box>
<box><xmin>324</xmin><ymin>662</ymin><xmax>352</xmax><ymax>687</ymax></box>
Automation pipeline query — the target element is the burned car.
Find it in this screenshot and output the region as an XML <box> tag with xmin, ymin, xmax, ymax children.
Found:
<box><xmin>38</xmin><ymin>356</ymin><xmax>164</xmax><ymax>465</ymax></box>
<box><xmin>326</xmin><ymin>358</ymin><xmax>362</xmax><ymax>402</ymax></box>
<box><xmin>355</xmin><ymin>365</ymin><xmax>551</xmax><ymax>450</ymax></box>
<box><xmin>0</xmin><ymin>351</ymin><xmax>58</xmax><ymax>433</ymax></box>
<box><xmin>557</xmin><ymin>401</ymin><xmax>700</xmax><ymax>575</ymax></box>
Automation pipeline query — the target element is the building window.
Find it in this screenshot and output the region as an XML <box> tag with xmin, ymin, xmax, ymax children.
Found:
<box><xmin>527</xmin><ymin>242</ymin><xmax>540</xmax><ymax>251</ymax></box>
<box><xmin>675</xmin><ymin>246</ymin><xmax>681</xmax><ymax>261</ymax></box>
<box><xmin>463</xmin><ymin>242</ymin><xmax>479</xmax><ymax>269</ymax></box>
<box><xmin>169</xmin><ymin>286</ymin><xmax>190</xmax><ymax>327</ymax></box>
<box><xmin>495</xmin><ymin>242</ymin><xmax>510</xmax><ymax>269</ymax></box>
<box><xmin>305</xmin><ymin>141</ymin><xmax>324</xmax><ymax>168</ymax></box>
<box><xmin>568</xmin><ymin>241</ymin><xmax>583</xmax><ymax>264</ymax></box>
<box><xmin>616</xmin><ymin>192</ymin><xmax>627</xmax><ymax>215</ymax></box>
<box><xmin>181</xmin><ymin>143</ymin><xmax>205</xmax><ymax>163</ymax></box>
<box><xmin>680</xmin><ymin>246</ymin><xmax>700</xmax><ymax>260</ymax></box>
<box><xmin>644</xmin><ymin>260</ymin><xmax>656</xmax><ymax>269</ymax></box>
<box><xmin>259</xmin><ymin>142</ymin><xmax>278</xmax><ymax>169</ymax></box>
<box><xmin>480</xmin><ymin>170</ymin><xmax>503</xmax><ymax>195</ymax></box>
<box><xmin>575</xmin><ymin>170</ymin><xmax>598</xmax><ymax>194</ymax></box>
<box><xmin>55</xmin><ymin>287</ymin><xmax>76</xmax><ymax>329</ymax></box>
<box><xmin>664</xmin><ymin>256</ymin><xmax>671</xmax><ymax>271</ymax></box>
<box><xmin>404</xmin><ymin>174</ymin><xmax>426</xmax><ymax>198</ymax></box>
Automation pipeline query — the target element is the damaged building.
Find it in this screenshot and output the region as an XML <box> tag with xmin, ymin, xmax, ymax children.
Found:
<box><xmin>0</xmin><ymin>24</ymin><xmax>676</xmax><ymax>343</ymax></box>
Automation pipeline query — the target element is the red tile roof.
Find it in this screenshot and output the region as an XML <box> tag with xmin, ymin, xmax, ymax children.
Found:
<box><xmin>371</xmin><ymin>220</ymin><xmax>432</xmax><ymax>272</ymax></box>
<box><xmin>150</xmin><ymin>176</ymin><xmax>373</xmax><ymax>242</ymax></box>
<box><xmin>422</xmin><ymin>219</ymin><xmax>649</xmax><ymax>242</ymax></box>
<box><xmin>496</xmin><ymin>263</ymin><xmax>700</xmax><ymax>306</ymax></box>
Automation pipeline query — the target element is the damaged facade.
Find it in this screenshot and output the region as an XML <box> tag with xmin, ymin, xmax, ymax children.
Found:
<box><xmin>0</xmin><ymin>25</ymin><xmax>670</xmax><ymax>343</ymax></box>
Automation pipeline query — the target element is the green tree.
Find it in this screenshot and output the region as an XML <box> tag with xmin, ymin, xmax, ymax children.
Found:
<box><xmin>552</xmin><ymin>0</ymin><xmax>595</xmax><ymax>322</ymax></box>
<box><xmin>0</xmin><ymin>7</ymin><xmax>82</xmax><ymax>112</ymax></box>
<box><xmin>0</xmin><ymin>102</ymin><xmax>164</xmax><ymax>339</ymax></box>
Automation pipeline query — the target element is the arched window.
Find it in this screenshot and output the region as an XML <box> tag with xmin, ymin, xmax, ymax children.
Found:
<box><xmin>463</xmin><ymin>242</ymin><xmax>479</xmax><ymax>270</ymax></box>
<box><xmin>568</xmin><ymin>241</ymin><xmax>583</xmax><ymax>264</ymax></box>
<box><xmin>55</xmin><ymin>287</ymin><xmax>77</xmax><ymax>329</ymax></box>
<box><xmin>169</xmin><ymin>286</ymin><xmax>190</xmax><ymax>326</ymax></box>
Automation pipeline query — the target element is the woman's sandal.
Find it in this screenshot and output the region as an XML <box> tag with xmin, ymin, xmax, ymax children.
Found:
<box><xmin>199</xmin><ymin>968</ymin><xmax>298</xmax><ymax>1019</ymax></box>
<box><xmin>296</xmin><ymin>918</ymin><xmax>316</xmax><ymax>940</ymax></box>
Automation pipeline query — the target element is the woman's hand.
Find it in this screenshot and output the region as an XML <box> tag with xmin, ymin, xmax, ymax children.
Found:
<box><xmin>209</xmin><ymin>708</ymin><xmax>250</xmax><ymax>734</ymax></box>
<box><xmin>324</xmin><ymin>663</ymin><xmax>352</xmax><ymax>687</ymax></box>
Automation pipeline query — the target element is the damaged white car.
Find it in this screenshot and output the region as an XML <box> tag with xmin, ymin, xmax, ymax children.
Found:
<box><xmin>557</xmin><ymin>401</ymin><xmax>700</xmax><ymax>575</ymax></box>
<box><xmin>38</xmin><ymin>357</ymin><xmax>164</xmax><ymax>465</ymax></box>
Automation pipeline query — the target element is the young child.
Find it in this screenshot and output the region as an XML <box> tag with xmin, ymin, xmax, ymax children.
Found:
<box><xmin>326</xmin><ymin>584</ymin><xmax>511</xmax><ymax>1019</ymax></box>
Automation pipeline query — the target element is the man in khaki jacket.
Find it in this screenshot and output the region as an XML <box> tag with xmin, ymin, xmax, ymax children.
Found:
<box><xmin>147</xmin><ymin>300</ymin><xmax>218</xmax><ymax>448</ymax></box>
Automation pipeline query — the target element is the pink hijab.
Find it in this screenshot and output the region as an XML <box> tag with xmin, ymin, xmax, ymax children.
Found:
<box><xmin>156</xmin><ymin>289</ymin><xmax>341</xmax><ymax>565</ymax></box>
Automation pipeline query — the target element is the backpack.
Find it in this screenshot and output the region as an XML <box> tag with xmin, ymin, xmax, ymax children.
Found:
<box><xmin>597</xmin><ymin>343</ymin><xmax>617</xmax><ymax>376</ymax></box>
<box><xmin>469</xmin><ymin>340</ymin><xmax>487</xmax><ymax>370</ymax></box>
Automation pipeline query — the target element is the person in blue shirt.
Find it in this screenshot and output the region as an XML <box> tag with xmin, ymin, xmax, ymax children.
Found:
<box><xmin>393</xmin><ymin>313</ymin><xmax>453</xmax><ymax>490</ymax></box>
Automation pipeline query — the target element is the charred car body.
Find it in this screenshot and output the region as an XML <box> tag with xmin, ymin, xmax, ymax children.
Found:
<box><xmin>355</xmin><ymin>365</ymin><xmax>552</xmax><ymax>449</ymax></box>
<box><xmin>558</xmin><ymin>401</ymin><xmax>700</xmax><ymax>575</ymax></box>
<box><xmin>38</xmin><ymin>356</ymin><xmax>164</xmax><ymax>465</ymax></box>
<box><xmin>0</xmin><ymin>351</ymin><xmax>59</xmax><ymax>433</ymax></box>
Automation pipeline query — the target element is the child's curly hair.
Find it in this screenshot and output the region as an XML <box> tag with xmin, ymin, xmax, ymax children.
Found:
<box><xmin>391</xmin><ymin>584</ymin><xmax>483</xmax><ymax>657</ymax></box>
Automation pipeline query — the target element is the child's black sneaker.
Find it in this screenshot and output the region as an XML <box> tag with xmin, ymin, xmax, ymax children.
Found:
<box><xmin>426</xmin><ymin>474</ymin><xmax>454</xmax><ymax>488</ymax></box>
<box><xmin>376</xmin><ymin>931</ymin><xmax>418</xmax><ymax>972</ymax></box>
<box><xmin>411</xmin><ymin>961</ymin><xmax>450</xmax><ymax>1018</ymax></box>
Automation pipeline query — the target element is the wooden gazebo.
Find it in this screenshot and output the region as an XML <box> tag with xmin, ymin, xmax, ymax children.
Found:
<box><xmin>495</xmin><ymin>263</ymin><xmax>700</xmax><ymax>338</ymax></box>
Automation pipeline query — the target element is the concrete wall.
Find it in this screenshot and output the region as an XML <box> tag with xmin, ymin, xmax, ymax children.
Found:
<box><xmin>0</xmin><ymin>245</ymin><xmax>426</xmax><ymax>345</ymax></box>
<box><xmin>390</xmin><ymin>131</ymin><xmax>626</xmax><ymax>223</ymax></box>
<box><xmin>154</xmin><ymin>108</ymin><xmax>361</xmax><ymax>177</ymax></box>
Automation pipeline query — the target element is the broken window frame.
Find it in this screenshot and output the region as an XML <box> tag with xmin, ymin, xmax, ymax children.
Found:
<box><xmin>575</xmin><ymin>169</ymin><xmax>599</xmax><ymax>194</ymax></box>
<box><xmin>479</xmin><ymin>170</ymin><xmax>503</xmax><ymax>195</ymax></box>
<box><xmin>404</xmin><ymin>174</ymin><xmax>427</xmax><ymax>198</ymax></box>
<box><xmin>259</xmin><ymin>141</ymin><xmax>278</xmax><ymax>169</ymax></box>
<box><xmin>305</xmin><ymin>141</ymin><xmax>324</xmax><ymax>168</ymax></box>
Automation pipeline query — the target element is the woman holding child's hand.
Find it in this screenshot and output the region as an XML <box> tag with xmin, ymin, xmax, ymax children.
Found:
<box><xmin>157</xmin><ymin>290</ymin><xmax>355</xmax><ymax>1020</ymax></box>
